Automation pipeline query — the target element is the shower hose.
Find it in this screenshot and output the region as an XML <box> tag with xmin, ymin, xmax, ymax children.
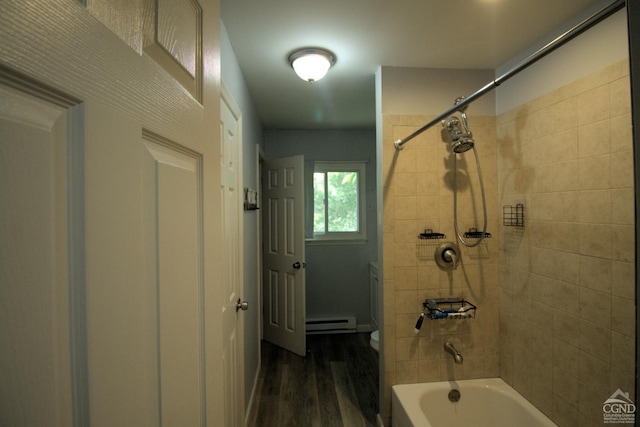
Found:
<box><xmin>453</xmin><ymin>146</ymin><xmax>488</xmax><ymax>248</ymax></box>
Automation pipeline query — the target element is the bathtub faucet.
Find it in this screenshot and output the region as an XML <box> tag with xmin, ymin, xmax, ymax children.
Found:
<box><xmin>444</xmin><ymin>342</ymin><xmax>463</xmax><ymax>364</ymax></box>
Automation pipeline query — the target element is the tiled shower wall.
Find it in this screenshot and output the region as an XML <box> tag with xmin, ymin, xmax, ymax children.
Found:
<box><xmin>380</xmin><ymin>113</ymin><xmax>500</xmax><ymax>419</ymax></box>
<box><xmin>380</xmin><ymin>60</ymin><xmax>635</xmax><ymax>425</ymax></box>
<box><xmin>497</xmin><ymin>59</ymin><xmax>635</xmax><ymax>426</ymax></box>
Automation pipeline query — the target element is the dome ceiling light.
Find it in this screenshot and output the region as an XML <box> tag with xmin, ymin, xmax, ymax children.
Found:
<box><xmin>288</xmin><ymin>48</ymin><xmax>336</xmax><ymax>83</ymax></box>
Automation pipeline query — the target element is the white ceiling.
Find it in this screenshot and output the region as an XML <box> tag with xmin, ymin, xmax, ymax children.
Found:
<box><xmin>221</xmin><ymin>0</ymin><xmax>602</xmax><ymax>130</ymax></box>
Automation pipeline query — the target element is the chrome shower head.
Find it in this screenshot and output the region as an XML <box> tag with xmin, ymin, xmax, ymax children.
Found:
<box><xmin>442</xmin><ymin>114</ymin><xmax>474</xmax><ymax>153</ymax></box>
<box><xmin>451</xmin><ymin>136</ymin><xmax>474</xmax><ymax>153</ymax></box>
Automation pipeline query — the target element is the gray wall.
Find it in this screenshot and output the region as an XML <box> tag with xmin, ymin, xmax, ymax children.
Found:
<box><xmin>265</xmin><ymin>129</ymin><xmax>378</xmax><ymax>329</ymax></box>
<box><xmin>221</xmin><ymin>22</ymin><xmax>264</xmax><ymax>413</ymax></box>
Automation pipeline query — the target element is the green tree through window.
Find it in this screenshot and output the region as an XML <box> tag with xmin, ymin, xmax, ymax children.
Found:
<box><xmin>312</xmin><ymin>162</ymin><xmax>366</xmax><ymax>241</ymax></box>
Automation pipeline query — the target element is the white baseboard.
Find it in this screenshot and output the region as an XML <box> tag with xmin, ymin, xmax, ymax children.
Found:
<box><xmin>356</xmin><ymin>323</ymin><xmax>373</xmax><ymax>333</ymax></box>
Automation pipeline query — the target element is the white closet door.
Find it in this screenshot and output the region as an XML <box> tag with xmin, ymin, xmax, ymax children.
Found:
<box><xmin>0</xmin><ymin>0</ymin><xmax>224</xmax><ymax>425</ymax></box>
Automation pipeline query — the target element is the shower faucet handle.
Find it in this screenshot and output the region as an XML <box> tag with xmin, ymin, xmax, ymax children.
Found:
<box><xmin>435</xmin><ymin>242</ymin><xmax>461</xmax><ymax>270</ymax></box>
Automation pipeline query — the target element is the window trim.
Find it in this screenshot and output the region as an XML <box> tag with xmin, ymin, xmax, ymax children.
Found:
<box><xmin>307</xmin><ymin>161</ymin><xmax>367</xmax><ymax>244</ymax></box>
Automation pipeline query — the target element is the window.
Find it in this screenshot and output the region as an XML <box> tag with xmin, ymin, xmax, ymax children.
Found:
<box><xmin>310</xmin><ymin>162</ymin><xmax>366</xmax><ymax>242</ymax></box>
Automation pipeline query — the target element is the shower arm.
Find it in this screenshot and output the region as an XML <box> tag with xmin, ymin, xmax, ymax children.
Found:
<box><xmin>394</xmin><ymin>0</ymin><xmax>625</xmax><ymax>151</ymax></box>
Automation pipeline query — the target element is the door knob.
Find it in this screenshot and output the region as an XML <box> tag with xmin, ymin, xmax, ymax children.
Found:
<box><xmin>293</xmin><ymin>261</ymin><xmax>301</xmax><ymax>269</ymax></box>
<box><xmin>236</xmin><ymin>298</ymin><xmax>249</xmax><ymax>312</ymax></box>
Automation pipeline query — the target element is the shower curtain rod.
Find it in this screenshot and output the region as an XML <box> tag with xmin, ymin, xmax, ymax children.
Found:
<box><xmin>394</xmin><ymin>0</ymin><xmax>626</xmax><ymax>150</ymax></box>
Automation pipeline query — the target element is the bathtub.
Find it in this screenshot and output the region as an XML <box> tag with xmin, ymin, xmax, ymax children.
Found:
<box><xmin>392</xmin><ymin>378</ymin><xmax>557</xmax><ymax>427</ymax></box>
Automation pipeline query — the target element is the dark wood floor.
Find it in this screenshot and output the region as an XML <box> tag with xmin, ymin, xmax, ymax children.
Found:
<box><xmin>247</xmin><ymin>332</ymin><xmax>379</xmax><ymax>427</ymax></box>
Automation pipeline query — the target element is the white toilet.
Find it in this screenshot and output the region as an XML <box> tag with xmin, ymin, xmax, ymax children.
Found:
<box><xmin>370</xmin><ymin>330</ymin><xmax>379</xmax><ymax>352</ymax></box>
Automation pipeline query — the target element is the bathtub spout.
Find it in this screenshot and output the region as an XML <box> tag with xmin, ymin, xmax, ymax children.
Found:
<box><xmin>444</xmin><ymin>342</ymin><xmax>463</xmax><ymax>364</ymax></box>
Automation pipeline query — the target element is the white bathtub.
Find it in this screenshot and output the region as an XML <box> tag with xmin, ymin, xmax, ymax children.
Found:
<box><xmin>392</xmin><ymin>378</ymin><xmax>557</xmax><ymax>427</ymax></box>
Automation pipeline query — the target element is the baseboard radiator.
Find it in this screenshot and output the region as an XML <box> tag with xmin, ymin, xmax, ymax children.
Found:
<box><xmin>306</xmin><ymin>316</ymin><xmax>356</xmax><ymax>334</ymax></box>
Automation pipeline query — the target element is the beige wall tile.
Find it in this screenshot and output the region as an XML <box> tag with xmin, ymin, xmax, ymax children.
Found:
<box><xmin>578</xmin><ymin>120</ymin><xmax>610</xmax><ymax>158</ymax></box>
<box><xmin>553</xmin><ymin>339</ymin><xmax>580</xmax><ymax>378</ymax></box>
<box><xmin>530</xmin><ymin>380</ymin><xmax>554</xmax><ymax>420</ymax></box>
<box><xmin>611</xmin><ymin>260</ymin><xmax>634</xmax><ymax>299</ymax></box>
<box><xmin>610</xmin><ymin>113</ymin><xmax>632</xmax><ymax>153</ymax></box>
<box><xmin>611</xmin><ymin>295</ymin><xmax>635</xmax><ymax>338</ymax></box>
<box><xmin>394</xmin><ymin>172</ymin><xmax>417</xmax><ymax>196</ymax></box>
<box><xmin>612</xmin><ymin>188</ymin><xmax>634</xmax><ymax>225</ymax></box>
<box><xmin>553</xmin><ymin>367</ymin><xmax>579</xmax><ymax>407</ymax></box>
<box><xmin>579</xmin><ymin>255</ymin><xmax>612</xmax><ymax>293</ymax></box>
<box><xmin>578</xmin><ymin>387</ymin><xmax>606</xmax><ymax>425</ymax></box>
<box><xmin>554</xmin><ymin>311</ymin><xmax>581</xmax><ymax>348</ymax></box>
<box><xmin>579</xmin><ymin>287</ymin><xmax>611</xmax><ymax>329</ymax></box>
<box><xmin>554</xmin><ymin>281</ymin><xmax>581</xmax><ymax>317</ymax></box>
<box><xmin>579</xmin><ymin>223</ymin><xmax>612</xmax><ymax>259</ymax></box>
<box><xmin>552</xmin><ymin>160</ymin><xmax>580</xmax><ymax>191</ymax></box>
<box><xmin>579</xmin><ymin>320</ymin><xmax>611</xmax><ymax>363</ymax></box>
<box><xmin>611</xmin><ymin>224</ymin><xmax>634</xmax><ymax>262</ymax></box>
<box><xmin>610</xmin><ymin>331</ymin><xmax>634</xmax><ymax>376</ymax></box>
<box><xmin>394</xmin><ymin>196</ymin><xmax>417</xmax><ymax>220</ymax></box>
<box><xmin>395</xmin><ymin>267</ymin><xmax>417</xmax><ymax>291</ymax></box>
<box><xmin>610</xmin><ymin>77</ymin><xmax>631</xmax><ymax>117</ymax></box>
<box><xmin>611</xmin><ymin>150</ymin><xmax>634</xmax><ymax>189</ymax></box>
<box><xmin>578</xmin><ymin>189</ymin><xmax>611</xmax><ymax>224</ymax></box>
<box><xmin>550</xmin><ymin>97</ymin><xmax>578</xmax><ymax>133</ymax></box>
<box><xmin>577</xmin><ymin>85</ymin><xmax>610</xmax><ymax>126</ymax></box>
<box><xmin>549</xmin><ymin>128</ymin><xmax>579</xmax><ymax>162</ymax></box>
<box><xmin>394</xmin><ymin>290</ymin><xmax>419</xmax><ymax>314</ymax></box>
<box><xmin>552</xmin><ymin>395</ymin><xmax>579</xmax><ymax>427</ymax></box>
<box><xmin>579</xmin><ymin>154</ymin><xmax>611</xmax><ymax>190</ymax></box>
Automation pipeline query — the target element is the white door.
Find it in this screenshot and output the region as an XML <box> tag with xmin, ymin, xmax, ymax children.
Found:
<box><xmin>0</xmin><ymin>1</ymin><xmax>224</xmax><ymax>426</ymax></box>
<box><xmin>220</xmin><ymin>86</ymin><xmax>245</xmax><ymax>426</ymax></box>
<box><xmin>262</xmin><ymin>155</ymin><xmax>306</xmax><ymax>357</ymax></box>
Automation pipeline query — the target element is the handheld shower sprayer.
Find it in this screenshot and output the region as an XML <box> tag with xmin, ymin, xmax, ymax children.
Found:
<box><xmin>442</xmin><ymin>96</ymin><xmax>488</xmax><ymax>248</ymax></box>
<box><xmin>442</xmin><ymin>96</ymin><xmax>474</xmax><ymax>154</ymax></box>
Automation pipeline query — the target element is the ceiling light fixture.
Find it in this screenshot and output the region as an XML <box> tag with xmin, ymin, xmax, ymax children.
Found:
<box><xmin>288</xmin><ymin>48</ymin><xmax>336</xmax><ymax>83</ymax></box>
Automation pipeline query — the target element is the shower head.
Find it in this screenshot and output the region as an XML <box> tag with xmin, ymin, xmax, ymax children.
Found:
<box><xmin>442</xmin><ymin>114</ymin><xmax>474</xmax><ymax>153</ymax></box>
<box><xmin>451</xmin><ymin>136</ymin><xmax>474</xmax><ymax>153</ymax></box>
<box><xmin>442</xmin><ymin>96</ymin><xmax>474</xmax><ymax>152</ymax></box>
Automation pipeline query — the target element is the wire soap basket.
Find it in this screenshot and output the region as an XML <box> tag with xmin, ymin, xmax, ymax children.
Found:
<box><xmin>416</xmin><ymin>229</ymin><xmax>446</xmax><ymax>260</ymax></box>
<box><xmin>503</xmin><ymin>204</ymin><xmax>525</xmax><ymax>227</ymax></box>
<box><xmin>423</xmin><ymin>298</ymin><xmax>476</xmax><ymax>320</ymax></box>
